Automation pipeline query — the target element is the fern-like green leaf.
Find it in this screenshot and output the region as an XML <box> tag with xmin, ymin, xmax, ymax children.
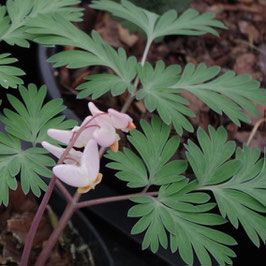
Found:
<box><xmin>91</xmin><ymin>0</ymin><xmax>226</xmax><ymax>42</ymax></box>
<box><xmin>0</xmin><ymin>0</ymin><xmax>83</xmax><ymax>47</ymax></box>
<box><xmin>91</xmin><ymin>0</ymin><xmax>158</xmax><ymax>42</ymax></box>
<box><xmin>0</xmin><ymin>132</ymin><xmax>55</xmax><ymax>206</ymax></box>
<box><xmin>137</xmin><ymin>61</ymin><xmax>194</xmax><ymax>135</ymax></box>
<box><xmin>0</xmin><ymin>83</ymin><xmax>77</xmax><ymax>145</ymax></box>
<box><xmin>172</xmin><ymin>63</ymin><xmax>266</xmax><ymax>126</ymax></box>
<box><xmin>105</xmin><ymin>116</ymin><xmax>187</xmax><ymax>188</ymax></box>
<box><xmin>129</xmin><ymin>181</ymin><xmax>237</xmax><ymax>265</ymax></box>
<box><xmin>76</xmin><ymin>73</ymin><xmax>136</xmax><ymax>99</ymax></box>
<box><xmin>0</xmin><ymin>53</ymin><xmax>24</xmax><ymax>89</ymax></box>
<box><xmin>185</xmin><ymin>126</ymin><xmax>239</xmax><ymax>186</ymax></box>
<box><xmin>46</xmin><ymin>31</ymin><xmax>137</xmax><ymax>80</ymax></box>
<box><xmin>186</xmin><ymin>128</ymin><xmax>266</xmax><ymax>246</ymax></box>
<box><xmin>26</xmin><ymin>15</ymin><xmax>137</xmax><ymax>95</ymax></box>
<box><xmin>152</xmin><ymin>8</ymin><xmax>226</xmax><ymax>39</ymax></box>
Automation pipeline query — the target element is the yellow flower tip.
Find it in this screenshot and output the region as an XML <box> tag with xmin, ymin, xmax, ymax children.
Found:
<box><xmin>77</xmin><ymin>173</ymin><xmax>103</xmax><ymax>194</ymax></box>
<box><xmin>94</xmin><ymin>173</ymin><xmax>103</xmax><ymax>185</ymax></box>
<box><xmin>110</xmin><ymin>140</ymin><xmax>119</xmax><ymax>152</ymax></box>
<box><xmin>77</xmin><ymin>184</ymin><xmax>92</xmax><ymax>194</ymax></box>
<box><xmin>127</xmin><ymin>122</ymin><xmax>136</xmax><ymax>130</ymax></box>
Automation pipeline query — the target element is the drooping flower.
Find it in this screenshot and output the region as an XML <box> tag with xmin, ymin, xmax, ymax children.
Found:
<box><xmin>47</xmin><ymin>115</ymin><xmax>97</xmax><ymax>148</ymax></box>
<box><xmin>88</xmin><ymin>102</ymin><xmax>136</xmax><ymax>151</ymax></box>
<box><xmin>42</xmin><ymin>141</ymin><xmax>83</xmax><ymax>164</ymax></box>
<box><xmin>42</xmin><ymin>140</ymin><xmax>102</xmax><ymax>193</ymax></box>
<box><xmin>47</xmin><ymin>102</ymin><xmax>135</xmax><ymax>152</ymax></box>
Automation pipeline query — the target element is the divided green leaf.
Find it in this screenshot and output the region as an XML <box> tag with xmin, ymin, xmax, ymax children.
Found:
<box><xmin>0</xmin><ymin>132</ymin><xmax>55</xmax><ymax>206</ymax></box>
<box><xmin>185</xmin><ymin>126</ymin><xmax>238</xmax><ymax>186</ymax></box>
<box><xmin>0</xmin><ymin>53</ymin><xmax>24</xmax><ymax>89</ymax></box>
<box><xmin>105</xmin><ymin>116</ymin><xmax>187</xmax><ymax>187</ymax></box>
<box><xmin>186</xmin><ymin>127</ymin><xmax>266</xmax><ymax>246</ymax></box>
<box><xmin>173</xmin><ymin>63</ymin><xmax>266</xmax><ymax>126</ymax></box>
<box><xmin>0</xmin><ymin>0</ymin><xmax>83</xmax><ymax>47</ymax></box>
<box><xmin>212</xmin><ymin>147</ymin><xmax>265</xmax><ymax>246</ymax></box>
<box><xmin>129</xmin><ymin>181</ymin><xmax>237</xmax><ymax>265</ymax></box>
<box><xmin>91</xmin><ymin>0</ymin><xmax>226</xmax><ymax>42</ymax></box>
<box><xmin>77</xmin><ymin>73</ymin><xmax>136</xmax><ymax>99</ymax></box>
<box><xmin>27</xmin><ymin>15</ymin><xmax>137</xmax><ymax>95</ymax></box>
<box><xmin>0</xmin><ymin>83</ymin><xmax>77</xmax><ymax>145</ymax></box>
<box><xmin>137</xmin><ymin>61</ymin><xmax>194</xmax><ymax>135</ymax></box>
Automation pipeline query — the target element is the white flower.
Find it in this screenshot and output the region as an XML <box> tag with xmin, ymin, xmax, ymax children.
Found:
<box><xmin>88</xmin><ymin>102</ymin><xmax>135</xmax><ymax>151</ymax></box>
<box><xmin>42</xmin><ymin>140</ymin><xmax>102</xmax><ymax>194</ymax></box>
<box><xmin>47</xmin><ymin>116</ymin><xmax>97</xmax><ymax>148</ymax></box>
<box><xmin>47</xmin><ymin>102</ymin><xmax>136</xmax><ymax>152</ymax></box>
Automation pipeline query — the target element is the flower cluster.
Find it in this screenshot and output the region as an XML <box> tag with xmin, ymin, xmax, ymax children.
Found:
<box><xmin>42</xmin><ymin>102</ymin><xmax>135</xmax><ymax>193</ymax></box>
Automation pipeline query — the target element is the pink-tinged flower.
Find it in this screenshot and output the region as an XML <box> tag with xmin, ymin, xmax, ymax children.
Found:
<box><xmin>108</xmin><ymin>108</ymin><xmax>136</xmax><ymax>132</ymax></box>
<box><xmin>42</xmin><ymin>141</ymin><xmax>82</xmax><ymax>164</ymax></box>
<box><xmin>47</xmin><ymin>116</ymin><xmax>97</xmax><ymax>148</ymax></box>
<box><xmin>43</xmin><ymin>140</ymin><xmax>102</xmax><ymax>193</ymax></box>
<box><xmin>89</xmin><ymin>102</ymin><xmax>135</xmax><ymax>131</ymax></box>
<box><xmin>47</xmin><ymin>102</ymin><xmax>135</xmax><ymax>152</ymax></box>
<box><xmin>88</xmin><ymin>102</ymin><xmax>136</xmax><ymax>151</ymax></box>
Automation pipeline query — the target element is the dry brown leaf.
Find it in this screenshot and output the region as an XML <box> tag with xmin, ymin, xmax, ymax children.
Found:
<box><xmin>8</xmin><ymin>184</ymin><xmax>37</xmax><ymax>213</ymax></box>
<box><xmin>7</xmin><ymin>213</ymin><xmax>52</xmax><ymax>246</ymax></box>
<box><xmin>134</xmin><ymin>100</ymin><xmax>146</xmax><ymax>113</ymax></box>
<box><xmin>118</xmin><ymin>24</ymin><xmax>138</xmax><ymax>47</ymax></box>
<box><xmin>246</xmin><ymin>104</ymin><xmax>266</xmax><ymax>126</ymax></box>
<box><xmin>238</xmin><ymin>21</ymin><xmax>260</xmax><ymax>43</ymax></box>
<box><xmin>234</xmin><ymin>53</ymin><xmax>257</xmax><ymax>74</ymax></box>
<box><xmin>95</xmin><ymin>13</ymin><xmax>122</xmax><ymax>47</ymax></box>
<box><xmin>259</xmin><ymin>0</ymin><xmax>266</xmax><ymax>6</ymax></box>
<box><xmin>181</xmin><ymin>91</ymin><xmax>210</xmax><ymax>130</ymax></box>
<box><xmin>235</xmin><ymin>131</ymin><xmax>266</xmax><ymax>151</ymax></box>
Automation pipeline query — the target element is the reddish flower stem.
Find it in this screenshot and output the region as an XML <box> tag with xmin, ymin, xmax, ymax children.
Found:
<box><xmin>75</xmin><ymin>191</ymin><xmax>158</xmax><ymax>209</ymax></box>
<box><xmin>55</xmin><ymin>179</ymin><xmax>73</xmax><ymax>202</ymax></box>
<box><xmin>20</xmin><ymin>113</ymin><xmax>106</xmax><ymax>266</ymax></box>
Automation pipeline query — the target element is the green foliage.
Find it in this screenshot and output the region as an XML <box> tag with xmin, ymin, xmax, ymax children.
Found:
<box><xmin>105</xmin><ymin>116</ymin><xmax>187</xmax><ymax>187</ymax></box>
<box><xmin>0</xmin><ymin>0</ymin><xmax>83</xmax><ymax>47</ymax></box>
<box><xmin>137</xmin><ymin>61</ymin><xmax>194</xmax><ymax>135</ymax></box>
<box><xmin>76</xmin><ymin>73</ymin><xmax>136</xmax><ymax>99</ymax></box>
<box><xmin>26</xmin><ymin>16</ymin><xmax>138</xmax><ymax>93</ymax></box>
<box><xmin>129</xmin><ymin>181</ymin><xmax>237</xmax><ymax>265</ymax></box>
<box><xmin>0</xmin><ymin>0</ymin><xmax>264</xmax><ymax>264</ymax></box>
<box><xmin>91</xmin><ymin>0</ymin><xmax>226</xmax><ymax>43</ymax></box>
<box><xmin>173</xmin><ymin>63</ymin><xmax>266</xmax><ymax>126</ymax></box>
<box><xmin>0</xmin><ymin>83</ymin><xmax>77</xmax><ymax>145</ymax></box>
<box><xmin>186</xmin><ymin>127</ymin><xmax>266</xmax><ymax>246</ymax></box>
<box><xmin>46</xmin><ymin>31</ymin><xmax>137</xmax><ymax>80</ymax></box>
<box><xmin>0</xmin><ymin>132</ymin><xmax>55</xmax><ymax>206</ymax></box>
<box><xmin>185</xmin><ymin>126</ymin><xmax>238</xmax><ymax>186</ymax></box>
<box><xmin>0</xmin><ymin>53</ymin><xmax>24</xmax><ymax>89</ymax></box>
<box><xmin>136</xmin><ymin>62</ymin><xmax>265</xmax><ymax>135</ymax></box>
